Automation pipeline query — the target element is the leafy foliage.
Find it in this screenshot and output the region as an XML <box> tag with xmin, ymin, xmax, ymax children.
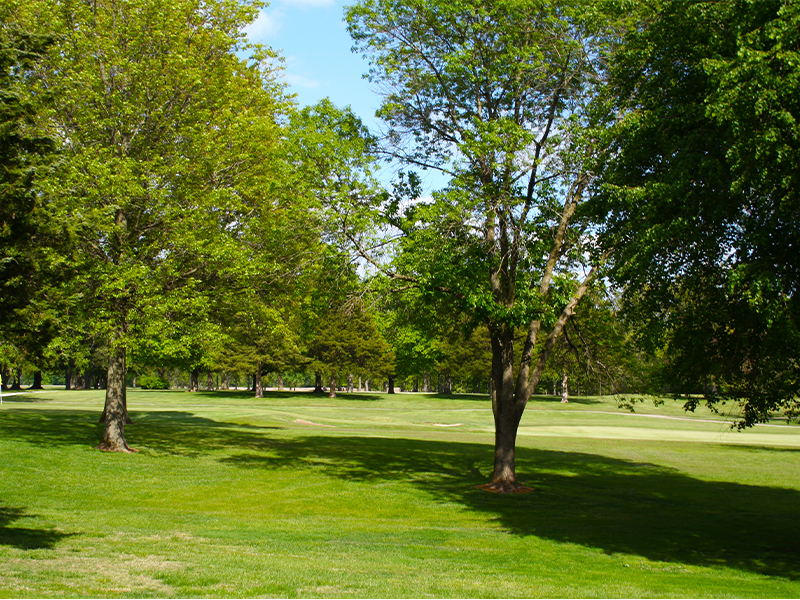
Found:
<box><xmin>595</xmin><ymin>0</ymin><xmax>800</xmax><ymax>426</ymax></box>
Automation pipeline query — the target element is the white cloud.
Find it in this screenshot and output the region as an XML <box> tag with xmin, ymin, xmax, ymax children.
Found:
<box><xmin>243</xmin><ymin>9</ymin><xmax>283</xmax><ymax>41</ymax></box>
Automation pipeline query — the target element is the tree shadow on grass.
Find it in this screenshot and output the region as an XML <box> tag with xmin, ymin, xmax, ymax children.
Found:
<box><xmin>0</xmin><ymin>409</ymin><xmax>284</xmax><ymax>456</ymax></box>
<box><xmin>221</xmin><ymin>434</ymin><xmax>800</xmax><ymax>581</ymax></box>
<box><xmin>0</xmin><ymin>504</ymin><xmax>75</xmax><ymax>550</ymax></box>
<box><xmin>2</xmin><ymin>408</ymin><xmax>799</xmax><ymax>579</ymax></box>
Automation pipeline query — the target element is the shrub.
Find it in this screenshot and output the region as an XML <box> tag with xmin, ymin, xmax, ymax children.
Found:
<box><xmin>138</xmin><ymin>375</ymin><xmax>169</xmax><ymax>389</ymax></box>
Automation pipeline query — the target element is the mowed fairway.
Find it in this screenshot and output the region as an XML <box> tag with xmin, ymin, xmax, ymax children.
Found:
<box><xmin>1</xmin><ymin>389</ymin><xmax>799</xmax><ymax>598</ymax></box>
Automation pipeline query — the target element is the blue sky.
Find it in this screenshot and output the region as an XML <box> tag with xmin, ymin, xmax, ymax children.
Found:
<box><xmin>243</xmin><ymin>0</ymin><xmax>446</xmax><ymax>193</ymax></box>
<box><xmin>244</xmin><ymin>0</ymin><xmax>379</xmax><ymax>127</ymax></box>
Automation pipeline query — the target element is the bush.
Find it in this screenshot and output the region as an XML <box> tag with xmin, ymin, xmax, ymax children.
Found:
<box><xmin>138</xmin><ymin>375</ymin><xmax>169</xmax><ymax>389</ymax></box>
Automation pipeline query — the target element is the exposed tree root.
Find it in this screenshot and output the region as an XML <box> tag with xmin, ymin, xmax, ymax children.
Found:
<box><xmin>96</xmin><ymin>442</ymin><xmax>138</xmax><ymax>453</ymax></box>
<box><xmin>477</xmin><ymin>482</ymin><xmax>536</xmax><ymax>494</ymax></box>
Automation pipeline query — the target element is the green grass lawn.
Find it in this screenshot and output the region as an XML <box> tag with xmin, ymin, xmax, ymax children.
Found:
<box><xmin>1</xmin><ymin>388</ymin><xmax>799</xmax><ymax>598</ymax></box>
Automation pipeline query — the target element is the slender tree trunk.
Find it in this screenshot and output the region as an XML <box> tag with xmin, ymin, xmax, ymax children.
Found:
<box><xmin>277</xmin><ymin>374</ymin><xmax>284</xmax><ymax>391</ymax></box>
<box><xmin>190</xmin><ymin>368</ymin><xmax>199</xmax><ymax>392</ymax></box>
<box><xmin>31</xmin><ymin>371</ymin><xmax>43</xmax><ymax>390</ymax></box>
<box><xmin>97</xmin><ymin>345</ymin><xmax>134</xmax><ymax>452</ymax></box>
<box><xmin>561</xmin><ymin>372</ymin><xmax>569</xmax><ymax>403</ymax></box>
<box><xmin>254</xmin><ymin>363</ymin><xmax>263</xmax><ymax>398</ymax></box>
<box><xmin>65</xmin><ymin>365</ymin><xmax>72</xmax><ymax>390</ymax></box>
<box><xmin>206</xmin><ymin>372</ymin><xmax>214</xmax><ymax>391</ymax></box>
<box><xmin>347</xmin><ymin>373</ymin><xmax>353</xmax><ymax>393</ymax></box>
<box><xmin>423</xmin><ymin>371</ymin><xmax>430</xmax><ymax>393</ymax></box>
<box><xmin>10</xmin><ymin>368</ymin><xmax>22</xmax><ymax>390</ymax></box>
<box><xmin>387</xmin><ymin>375</ymin><xmax>395</xmax><ymax>394</ymax></box>
<box><xmin>365</xmin><ymin>378</ymin><xmax>370</xmax><ymax>392</ymax></box>
<box><xmin>329</xmin><ymin>373</ymin><xmax>337</xmax><ymax>398</ymax></box>
<box><xmin>313</xmin><ymin>371</ymin><xmax>324</xmax><ymax>394</ymax></box>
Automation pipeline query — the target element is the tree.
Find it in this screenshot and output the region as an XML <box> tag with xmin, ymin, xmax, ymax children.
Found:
<box><xmin>594</xmin><ymin>0</ymin><xmax>800</xmax><ymax>426</ymax></box>
<box><xmin>307</xmin><ymin>301</ymin><xmax>393</xmax><ymax>398</ymax></box>
<box><xmin>0</xmin><ymin>22</ymin><xmax>69</xmax><ymax>378</ymax></box>
<box><xmin>18</xmin><ymin>0</ymin><xmax>290</xmax><ymax>451</ymax></box>
<box><xmin>346</xmin><ymin>0</ymin><xmax>630</xmax><ymax>491</ymax></box>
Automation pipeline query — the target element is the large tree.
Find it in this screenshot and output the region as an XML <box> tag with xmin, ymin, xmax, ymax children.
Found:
<box><xmin>0</xmin><ymin>22</ymin><xmax>68</xmax><ymax>376</ymax></box>
<box><xmin>18</xmin><ymin>0</ymin><xmax>289</xmax><ymax>451</ymax></box>
<box><xmin>346</xmin><ymin>0</ymin><xmax>630</xmax><ymax>491</ymax></box>
<box><xmin>594</xmin><ymin>0</ymin><xmax>800</xmax><ymax>426</ymax></box>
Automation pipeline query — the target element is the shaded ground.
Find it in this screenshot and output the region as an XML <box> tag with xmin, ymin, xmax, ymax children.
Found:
<box><xmin>1</xmin><ymin>406</ymin><xmax>798</xmax><ymax>583</ymax></box>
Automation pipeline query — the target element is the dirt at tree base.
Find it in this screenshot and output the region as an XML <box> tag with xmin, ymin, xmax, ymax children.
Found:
<box><xmin>477</xmin><ymin>482</ymin><xmax>536</xmax><ymax>494</ymax></box>
<box><xmin>96</xmin><ymin>442</ymin><xmax>138</xmax><ymax>453</ymax></box>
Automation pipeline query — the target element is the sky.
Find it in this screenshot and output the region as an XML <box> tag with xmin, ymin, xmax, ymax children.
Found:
<box><xmin>243</xmin><ymin>0</ymin><xmax>447</xmax><ymax>193</ymax></box>
<box><xmin>243</xmin><ymin>0</ymin><xmax>380</xmax><ymax>128</ymax></box>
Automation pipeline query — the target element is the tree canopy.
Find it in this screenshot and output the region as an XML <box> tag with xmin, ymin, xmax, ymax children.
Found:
<box><xmin>594</xmin><ymin>0</ymin><xmax>800</xmax><ymax>426</ymax></box>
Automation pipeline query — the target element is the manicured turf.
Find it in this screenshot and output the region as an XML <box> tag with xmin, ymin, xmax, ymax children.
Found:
<box><xmin>1</xmin><ymin>388</ymin><xmax>799</xmax><ymax>597</ymax></box>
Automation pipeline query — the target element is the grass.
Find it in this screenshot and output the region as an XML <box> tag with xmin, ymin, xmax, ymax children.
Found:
<box><xmin>1</xmin><ymin>387</ymin><xmax>799</xmax><ymax>598</ymax></box>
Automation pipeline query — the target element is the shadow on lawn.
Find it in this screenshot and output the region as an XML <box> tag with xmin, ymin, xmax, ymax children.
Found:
<box><xmin>223</xmin><ymin>435</ymin><xmax>800</xmax><ymax>581</ymax></box>
<box><xmin>0</xmin><ymin>504</ymin><xmax>75</xmax><ymax>550</ymax></box>
<box><xmin>2</xmin><ymin>408</ymin><xmax>799</xmax><ymax>579</ymax></box>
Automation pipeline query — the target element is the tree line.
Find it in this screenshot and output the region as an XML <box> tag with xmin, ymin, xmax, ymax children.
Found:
<box><xmin>1</xmin><ymin>0</ymin><xmax>797</xmax><ymax>490</ymax></box>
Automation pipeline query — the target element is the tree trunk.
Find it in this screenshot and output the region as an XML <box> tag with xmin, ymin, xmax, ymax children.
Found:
<box><xmin>83</xmin><ymin>367</ymin><xmax>92</xmax><ymax>390</ymax></box>
<box><xmin>97</xmin><ymin>345</ymin><xmax>134</xmax><ymax>452</ymax></box>
<box><xmin>206</xmin><ymin>372</ymin><xmax>214</xmax><ymax>391</ymax></box>
<box><xmin>11</xmin><ymin>368</ymin><xmax>22</xmax><ymax>390</ymax></box>
<box><xmin>365</xmin><ymin>378</ymin><xmax>370</xmax><ymax>392</ymax></box>
<box><xmin>442</xmin><ymin>370</ymin><xmax>452</xmax><ymax>394</ymax></box>
<box><xmin>387</xmin><ymin>375</ymin><xmax>395</xmax><ymax>394</ymax></box>
<box><xmin>31</xmin><ymin>371</ymin><xmax>43</xmax><ymax>390</ymax></box>
<box><xmin>277</xmin><ymin>374</ymin><xmax>284</xmax><ymax>391</ymax></box>
<box><xmin>313</xmin><ymin>371</ymin><xmax>324</xmax><ymax>394</ymax></box>
<box><xmin>561</xmin><ymin>372</ymin><xmax>569</xmax><ymax>403</ymax></box>
<box><xmin>329</xmin><ymin>373</ymin><xmax>337</xmax><ymax>398</ymax></box>
<box><xmin>347</xmin><ymin>373</ymin><xmax>353</xmax><ymax>393</ymax></box>
<box><xmin>254</xmin><ymin>363</ymin><xmax>263</xmax><ymax>398</ymax></box>
<box><xmin>65</xmin><ymin>365</ymin><xmax>72</xmax><ymax>390</ymax></box>
<box><xmin>190</xmin><ymin>368</ymin><xmax>200</xmax><ymax>392</ymax></box>
<box><xmin>423</xmin><ymin>371</ymin><xmax>430</xmax><ymax>393</ymax></box>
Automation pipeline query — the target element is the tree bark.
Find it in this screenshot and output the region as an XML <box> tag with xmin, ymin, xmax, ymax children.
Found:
<box><xmin>561</xmin><ymin>372</ymin><xmax>569</xmax><ymax>403</ymax></box>
<box><xmin>254</xmin><ymin>363</ymin><xmax>263</xmax><ymax>398</ymax></box>
<box><xmin>190</xmin><ymin>368</ymin><xmax>200</xmax><ymax>392</ymax></box>
<box><xmin>97</xmin><ymin>345</ymin><xmax>134</xmax><ymax>452</ymax></box>
<box><xmin>313</xmin><ymin>371</ymin><xmax>324</xmax><ymax>394</ymax></box>
<box><xmin>347</xmin><ymin>373</ymin><xmax>354</xmax><ymax>393</ymax></box>
<box><xmin>387</xmin><ymin>375</ymin><xmax>395</xmax><ymax>394</ymax></box>
<box><xmin>11</xmin><ymin>368</ymin><xmax>22</xmax><ymax>390</ymax></box>
<box><xmin>64</xmin><ymin>365</ymin><xmax>72</xmax><ymax>390</ymax></box>
<box><xmin>329</xmin><ymin>373</ymin><xmax>337</xmax><ymax>398</ymax></box>
<box><xmin>206</xmin><ymin>372</ymin><xmax>214</xmax><ymax>391</ymax></box>
<box><xmin>31</xmin><ymin>371</ymin><xmax>43</xmax><ymax>390</ymax></box>
<box><xmin>277</xmin><ymin>374</ymin><xmax>284</xmax><ymax>391</ymax></box>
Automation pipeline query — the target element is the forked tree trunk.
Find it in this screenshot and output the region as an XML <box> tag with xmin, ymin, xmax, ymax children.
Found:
<box><xmin>97</xmin><ymin>346</ymin><xmax>134</xmax><ymax>452</ymax></box>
